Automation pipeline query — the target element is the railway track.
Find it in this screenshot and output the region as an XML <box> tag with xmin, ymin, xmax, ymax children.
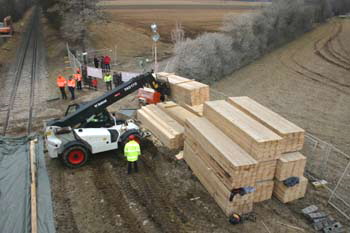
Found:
<box><xmin>0</xmin><ymin>9</ymin><xmax>40</xmax><ymax>136</ymax></box>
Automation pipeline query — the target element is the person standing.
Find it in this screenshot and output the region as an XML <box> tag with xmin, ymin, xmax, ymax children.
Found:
<box><xmin>104</xmin><ymin>72</ymin><xmax>112</xmax><ymax>91</ymax></box>
<box><xmin>93</xmin><ymin>56</ymin><xmax>99</xmax><ymax>68</ymax></box>
<box><xmin>74</xmin><ymin>70</ymin><xmax>83</xmax><ymax>90</ymax></box>
<box><xmin>113</xmin><ymin>71</ymin><xmax>119</xmax><ymax>88</ymax></box>
<box><xmin>56</xmin><ymin>74</ymin><xmax>67</xmax><ymax>100</ymax></box>
<box><xmin>124</xmin><ymin>135</ymin><xmax>141</xmax><ymax>174</ymax></box>
<box><xmin>100</xmin><ymin>56</ymin><xmax>105</xmax><ymax>72</ymax></box>
<box><xmin>92</xmin><ymin>78</ymin><xmax>98</xmax><ymax>91</ymax></box>
<box><xmin>104</xmin><ymin>55</ymin><xmax>111</xmax><ymax>71</ymax></box>
<box><xmin>67</xmin><ymin>76</ymin><xmax>76</xmax><ymax>100</ymax></box>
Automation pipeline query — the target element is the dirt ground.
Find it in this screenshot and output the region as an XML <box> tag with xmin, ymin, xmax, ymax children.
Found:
<box><xmin>39</xmin><ymin>7</ymin><xmax>350</xmax><ymax>233</ymax></box>
<box><xmin>88</xmin><ymin>7</ymin><xmax>254</xmax><ymax>71</ymax></box>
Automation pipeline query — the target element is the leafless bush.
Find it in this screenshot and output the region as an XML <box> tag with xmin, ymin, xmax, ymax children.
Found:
<box><xmin>170</xmin><ymin>0</ymin><xmax>346</xmax><ymax>83</ymax></box>
<box><xmin>171</xmin><ymin>22</ymin><xmax>185</xmax><ymax>44</ymax></box>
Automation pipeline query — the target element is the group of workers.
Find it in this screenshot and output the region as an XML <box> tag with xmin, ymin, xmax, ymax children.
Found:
<box><xmin>56</xmin><ymin>69</ymin><xmax>82</xmax><ymax>100</ymax></box>
<box><xmin>94</xmin><ymin>55</ymin><xmax>111</xmax><ymax>72</ymax></box>
<box><xmin>57</xmin><ymin>69</ymin><xmax>124</xmax><ymax>100</ymax></box>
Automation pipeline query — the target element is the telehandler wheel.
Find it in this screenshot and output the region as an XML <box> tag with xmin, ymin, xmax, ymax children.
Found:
<box><xmin>61</xmin><ymin>145</ymin><xmax>89</xmax><ymax>169</ymax></box>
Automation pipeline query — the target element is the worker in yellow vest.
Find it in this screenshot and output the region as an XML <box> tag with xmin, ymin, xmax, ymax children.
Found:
<box><xmin>74</xmin><ymin>70</ymin><xmax>83</xmax><ymax>90</ymax></box>
<box><xmin>104</xmin><ymin>72</ymin><xmax>112</xmax><ymax>91</ymax></box>
<box><xmin>67</xmin><ymin>75</ymin><xmax>76</xmax><ymax>100</ymax></box>
<box><xmin>56</xmin><ymin>75</ymin><xmax>67</xmax><ymax>100</ymax></box>
<box><xmin>124</xmin><ymin>135</ymin><xmax>141</xmax><ymax>174</ymax></box>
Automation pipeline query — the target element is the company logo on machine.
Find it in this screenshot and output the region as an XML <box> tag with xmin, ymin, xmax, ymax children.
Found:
<box><xmin>94</xmin><ymin>99</ymin><xmax>107</xmax><ymax>108</ymax></box>
<box><xmin>124</xmin><ymin>82</ymin><xmax>138</xmax><ymax>91</ymax></box>
<box><xmin>114</xmin><ymin>92</ymin><xmax>121</xmax><ymax>97</ymax></box>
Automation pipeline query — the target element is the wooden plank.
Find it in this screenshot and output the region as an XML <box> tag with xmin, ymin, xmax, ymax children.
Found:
<box><xmin>254</xmin><ymin>180</ymin><xmax>274</xmax><ymax>203</ymax></box>
<box><xmin>227</xmin><ymin>97</ymin><xmax>305</xmax><ymax>153</ymax></box>
<box><xmin>185</xmin><ymin>117</ymin><xmax>258</xmax><ymax>174</ymax></box>
<box><xmin>273</xmin><ymin>176</ymin><xmax>308</xmax><ymax>203</ymax></box>
<box><xmin>157</xmin><ymin>101</ymin><xmax>197</xmax><ymax>126</ymax></box>
<box><xmin>184</xmin><ymin>142</ymin><xmax>254</xmax><ymax>215</ymax></box>
<box><xmin>182</xmin><ymin>104</ymin><xmax>204</xmax><ymax>117</ymax></box>
<box><xmin>185</xmin><ymin>131</ymin><xmax>256</xmax><ymax>189</ymax></box>
<box><xmin>256</xmin><ymin>160</ymin><xmax>277</xmax><ymax>181</ymax></box>
<box><xmin>275</xmin><ymin>152</ymin><xmax>306</xmax><ymax>181</ymax></box>
<box><xmin>30</xmin><ymin>140</ymin><xmax>38</xmax><ymax>233</ymax></box>
<box><xmin>203</xmin><ymin>100</ymin><xmax>283</xmax><ymax>161</ymax></box>
<box><xmin>137</xmin><ymin>106</ymin><xmax>184</xmax><ymax>149</ymax></box>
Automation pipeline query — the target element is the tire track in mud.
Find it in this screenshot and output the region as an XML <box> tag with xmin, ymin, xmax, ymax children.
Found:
<box><xmin>108</xmin><ymin>155</ymin><xmax>190</xmax><ymax>233</ymax></box>
<box><xmin>279</xmin><ymin>21</ymin><xmax>350</xmax><ymax>96</ymax></box>
<box><xmin>314</xmin><ymin>21</ymin><xmax>350</xmax><ymax>70</ymax></box>
<box><xmin>52</xmin><ymin>165</ymin><xmax>80</xmax><ymax>233</ymax></box>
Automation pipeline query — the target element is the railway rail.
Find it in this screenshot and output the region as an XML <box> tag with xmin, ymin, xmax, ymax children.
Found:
<box><xmin>0</xmin><ymin>8</ymin><xmax>40</xmax><ymax>136</ymax></box>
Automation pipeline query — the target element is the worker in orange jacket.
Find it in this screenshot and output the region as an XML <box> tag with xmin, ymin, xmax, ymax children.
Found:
<box><xmin>74</xmin><ymin>70</ymin><xmax>83</xmax><ymax>90</ymax></box>
<box><xmin>56</xmin><ymin>75</ymin><xmax>67</xmax><ymax>100</ymax></box>
<box><xmin>67</xmin><ymin>75</ymin><xmax>76</xmax><ymax>100</ymax></box>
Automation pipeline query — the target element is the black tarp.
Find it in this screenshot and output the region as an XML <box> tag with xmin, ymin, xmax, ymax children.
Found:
<box><xmin>0</xmin><ymin>136</ymin><xmax>55</xmax><ymax>233</ymax></box>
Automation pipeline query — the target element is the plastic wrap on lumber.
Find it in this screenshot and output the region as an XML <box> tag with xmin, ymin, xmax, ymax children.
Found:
<box><xmin>137</xmin><ymin>105</ymin><xmax>184</xmax><ymax>149</ymax></box>
<box><xmin>275</xmin><ymin>152</ymin><xmax>306</xmax><ymax>181</ymax></box>
<box><xmin>184</xmin><ymin>142</ymin><xmax>254</xmax><ymax>215</ymax></box>
<box><xmin>203</xmin><ymin>100</ymin><xmax>283</xmax><ymax>161</ymax></box>
<box><xmin>254</xmin><ymin>180</ymin><xmax>274</xmax><ymax>203</ymax></box>
<box><xmin>157</xmin><ymin>101</ymin><xmax>197</xmax><ymax>126</ymax></box>
<box><xmin>184</xmin><ymin>116</ymin><xmax>257</xmax><ymax>174</ymax></box>
<box><xmin>227</xmin><ymin>96</ymin><xmax>305</xmax><ymax>153</ymax></box>
<box><xmin>273</xmin><ymin>176</ymin><xmax>308</xmax><ymax>203</ymax></box>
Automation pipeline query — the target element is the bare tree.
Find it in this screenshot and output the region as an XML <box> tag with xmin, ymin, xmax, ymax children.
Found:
<box><xmin>171</xmin><ymin>21</ymin><xmax>185</xmax><ymax>44</ymax></box>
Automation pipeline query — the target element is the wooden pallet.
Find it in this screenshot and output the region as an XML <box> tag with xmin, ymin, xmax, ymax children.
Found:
<box><xmin>203</xmin><ymin>100</ymin><xmax>283</xmax><ymax>161</ymax></box>
<box><xmin>137</xmin><ymin>105</ymin><xmax>184</xmax><ymax>149</ymax></box>
<box><xmin>157</xmin><ymin>101</ymin><xmax>197</xmax><ymax>126</ymax></box>
<box><xmin>273</xmin><ymin>176</ymin><xmax>308</xmax><ymax>203</ymax></box>
<box><xmin>256</xmin><ymin>160</ymin><xmax>277</xmax><ymax>181</ymax></box>
<box><xmin>275</xmin><ymin>152</ymin><xmax>306</xmax><ymax>181</ymax></box>
<box><xmin>184</xmin><ymin>142</ymin><xmax>254</xmax><ymax>215</ymax></box>
<box><xmin>184</xmin><ymin>117</ymin><xmax>258</xmax><ymax>180</ymax></box>
<box><xmin>254</xmin><ymin>180</ymin><xmax>274</xmax><ymax>203</ymax></box>
<box><xmin>227</xmin><ymin>97</ymin><xmax>305</xmax><ymax>153</ymax></box>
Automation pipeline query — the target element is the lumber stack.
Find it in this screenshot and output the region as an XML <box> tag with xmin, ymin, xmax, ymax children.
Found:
<box><xmin>184</xmin><ymin>117</ymin><xmax>258</xmax><ymax>215</ymax></box>
<box><xmin>137</xmin><ymin>105</ymin><xmax>184</xmax><ymax>149</ymax></box>
<box><xmin>183</xmin><ymin>104</ymin><xmax>204</xmax><ymax>117</ymax></box>
<box><xmin>203</xmin><ymin>100</ymin><xmax>283</xmax><ymax>162</ymax></box>
<box><xmin>158</xmin><ymin>72</ymin><xmax>209</xmax><ymax>106</ymax></box>
<box><xmin>227</xmin><ymin>97</ymin><xmax>305</xmax><ymax>153</ymax></box>
<box><xmin>275</xmin><ymin>152</ymin><xmax>306</xmax><ymax>181</ymax></box>
<box><xmin>273</xmin><ymin>176</ymin><xmax>308</xmax><ymax>203</ymax></box>
<box><xmin>254</xmin><ymin>180</ymin><xmax>274</xmax><ymax>203</ymax></box>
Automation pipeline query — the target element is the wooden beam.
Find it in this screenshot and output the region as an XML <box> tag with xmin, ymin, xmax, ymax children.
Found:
<box><xmin>30</xmin><ymin>140</ymin><xmax>38</xmax><ymax>233</ymax></box>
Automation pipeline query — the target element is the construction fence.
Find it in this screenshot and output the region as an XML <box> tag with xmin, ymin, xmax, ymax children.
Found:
<box><xmin>302</xmin><ymin>134</ymin><xmax>350</xmax><ymax>220</ymax></box>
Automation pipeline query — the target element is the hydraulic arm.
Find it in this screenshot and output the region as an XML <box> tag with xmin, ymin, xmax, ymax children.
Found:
<box><xmin>48</xmin><ymin>72</ymin><xmax>170</xmax><ymax>128</ymax></box>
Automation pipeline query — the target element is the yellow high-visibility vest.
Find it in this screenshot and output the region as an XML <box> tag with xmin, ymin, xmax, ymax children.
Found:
<box><xmin>124</xmin><ymin>140</ymin><xmax>141</xmax><ymax>162</ymax></box>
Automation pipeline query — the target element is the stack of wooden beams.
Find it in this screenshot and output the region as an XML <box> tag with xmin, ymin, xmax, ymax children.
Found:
<box><xmin>184</xmin><ymin>117</ymin><xmax>258</xmax><ymax>215</ymax></box>
<box><xmin>273</xmin><ymin>152</ymin><xmax>307</xmax><ymax>203</ymax></box>
<box><xmin>137</xmin><ymin>104</ymin><xmax>184</xmax><ymax>149</ymax></box>
<box><xmin>226</xmin><ymin>96</ymin><xmax>307</xmax><ymax>203</ymax></box>
<box><xmin>158</xmin><ymin>72</ymin><xmax>209</xmax><ymax>106</ymax></box>
<box><xmin>227</xmin><ymin>97</ymin><xmax>305</xmax><ymax>153</ymax></box>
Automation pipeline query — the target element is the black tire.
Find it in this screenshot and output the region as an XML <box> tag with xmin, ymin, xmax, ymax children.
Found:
<box><xmin>61</xmin><ymin>145</ymin><xmax>89</xmax><ymax>169</ymax></box>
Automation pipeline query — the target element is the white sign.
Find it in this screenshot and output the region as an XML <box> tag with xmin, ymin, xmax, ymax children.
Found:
<box><xmin>87</xmin><ymin>66</ymin><xmax>103</xmax><ymax>79</ymax></box>
<box><xmin>121</xmin><ymin>72</ymin><xmax>141</xmax><ymax>82</ymax></box>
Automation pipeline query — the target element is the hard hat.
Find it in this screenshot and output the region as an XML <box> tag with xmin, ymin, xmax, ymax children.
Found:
<box><xmin>128</xmin><ymin>135</ymin><xmax>135</xmax><ymax>140</ymax></box>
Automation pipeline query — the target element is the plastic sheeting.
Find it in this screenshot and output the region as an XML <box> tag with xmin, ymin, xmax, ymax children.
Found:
<box><xmin>0</xmin><ymin>136</ymin><xmax>55</xmax><ymax>233</ymax></box>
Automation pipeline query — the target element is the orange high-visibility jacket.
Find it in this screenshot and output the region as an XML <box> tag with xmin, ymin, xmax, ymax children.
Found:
<box><xmin>68</xmin><ymin>79</ymin><xmax>76</xmax><ymax>88</ymax></box>
<box><xmin>74</xmin><ymin>73</ymin><xmax>82</xmax><ymax>81</ymax></box>
<box><xmin>57</xmin><ymin>76</ymin><xmax>67</xmax><ymax>87</ymax></box>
